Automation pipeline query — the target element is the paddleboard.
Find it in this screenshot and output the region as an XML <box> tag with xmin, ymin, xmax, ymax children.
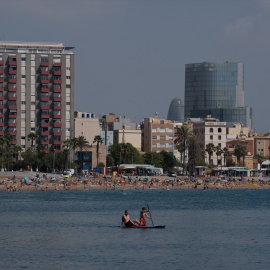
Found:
<box><xmin>122</xmin><ymin>225</ymin><xmax>165</xmax><ymax>229</ymax></box>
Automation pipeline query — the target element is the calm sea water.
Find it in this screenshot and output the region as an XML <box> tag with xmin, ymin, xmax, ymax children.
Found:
<box><xmin>0</xmin><ymin>189</ymin><xmax>270</xmax><ymax>270</ymax></box>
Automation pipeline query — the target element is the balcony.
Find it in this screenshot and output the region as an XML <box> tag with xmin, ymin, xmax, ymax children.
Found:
<box><xmin>53</xmin><ymin>122</ymin><xmax>62</xmax><ymax>127</ymax></box>
<box><xmin>41</xmin><ymin>131</ymin><xmax>49</xmax><ymax>136</ymax></box>
<box><xmin>9</xmin><ymin>114</ymin><xmax>17</xmax><ymax>118</ymax></box>
<box><xmin>0</xmin><ymin>131</ymin><xmax>4</xmax><ymax>135</ymax></box>
<box><xmin>53</xmin><ymin>80</ymin><xmax>62</xmax><ymax>84</ymax></box>
<box><xmin>53</xmin><ymin>115</ymin><xmax>62</xmax><ymax>119</ymax></box>
<box><xmin>53</xmin><ymin>132</ymin><xmax>62</xmax><ymax>136</ymax></box>
<box><xmin>0</xmin><ymin>105</ymin><xmax>4</xmax><ymax>109</ymax></box>
<box><xmin>8</xmin><ymin>88</ymin><xmax>17</xmax><ymax>92</ymax></box>
<box><xmin>41</xmin><ymin>114</ymin><xmax>50</xmax><ymax>119</ymax></box>
<box><xmin>0</xmin><ymin>114</ymin><xmax>4</xmax><ymax>118</ymax></box>
<box><xmin>41</xmin><ymin>105</ymin><xmax>49</xmax><ymax>110</ymax></box>
<box><xmin>43</xmin><ymin>149</ymin><xmax>49</xmax><ymax>153</ymax></box>
<box><xmin>54</xmin><ymin>71</ymin><xmax>62</xmax><ymax>76</ymax></box>
<box><xmin>0</xmin><ymin>70</ymin><xmax>3</xmax><ymax>74</ymax></box>
<box><xmin>53</xmin><ymin>88</ymin><xmax>62</xmax><ymax>93</ymax></box>
<box><xmin>53</xmin><ymin>62</ymin><xmax>62</xmax><ymax>67</ymax></box>
<box><xmin>54</xmin><ymin>149</ymin><xmax>61</xmax><ymax>153</ymax></box>
<box><xmin>54</xmin><ymin>106</ymin><xmax>62</xmax><ymax>110</ymax></box>
<box><xmin>41</xmin><ymin>140</ymin><xmax>49</xmax><ymax>144</ymax></box>
<box><xmin>9</xmin><ymin>96</ymin><xmax>17</xmax><ymax>101</ymax></box>
<box><xmin>0</xmin><ymin>96</ymin><xmax>3</xmax><ymax>100</ymax></box>
<box><xmin>0</xmin><ymin>88</ymin><xmax>4</xmax><ymax>92</ymax></box>
<box><xmin>9</xmin><ymin>131</ymin><xmax>17</xmax><ymax>136</ymax></box>
<box><xmin>8</xmin><ymin>123</ymin><xmax>17</xmax><ymax>127</ymax></box>
<box><xmin>41</xmin><ymin>79</ymin><xmax>49</xmax><ymax>84</ymax></box>
<box><xmin>9</xmin><ymin>61</ymin><xmax>17</xmax><ymax>66</ymax></box>
<box><xmin>41</xmin><ymin>71</ymin><xmax>49</xmax><ymax>75</ymax></box>
<box><xmin>41</xmin><ymin>123</ymin><xmax>49</xmax><ymax>127</ymax></box>
<box><xmin>53</xmin><ymin>141</ymin><xmax>62</xmax><ymax>145</ymax></box>
<box><xmin>41</xmin><ymin>97</ymin><xmax>49</xmax><ymax>101</ymax></box>
<box><xmin>9</xmin><ymin>70</ymin><xmax>17</xmax><ymax>75</ymax></box>
<box><xmin>0</xmin><ymin>123</ymin><xmax>3</xmax><ymax>127</ymax></box>
<box><xmin>0</xmin><ymin>61</ymin><xmax>4</xmax><ymax>65</ymax></box>
<box><xmin>10</xmin><ymin>140</ymin><xmax>17</xmax><ymax>145</ymax></box>
<box><xmin>0</xmin><ymin>78</ymin><xmax>4</xmax><ymax>83</ymax></box>
<box><xmin>54</xmin><ymin>97</ymin><xmax>62</xmax><ymax>102</ymax></box>
<box><xmin>40</xmin><ymin>62</ymin><xmax>49</xmax><ymax>67</ymax></box>
<box><xmin>9</xmin><ymin>105</ymin><xmax>17</xmax><ymax>110</ymax></box>
<box><xmin>41</xmin><ymin>88</ymin><xmax>49</xmax><ymax>93</ymax></box>
<box><xmin>9</xmin><ymin>79</ymin><xmax>17</xmax><ymax>83</ymax></box>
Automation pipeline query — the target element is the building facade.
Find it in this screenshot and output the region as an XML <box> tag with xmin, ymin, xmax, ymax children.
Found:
<box><xmin>192</xmin><ymin>116</ymin><xmax>227</xmax><ymax>165</ymax></box>
<box><xmin>185</xmin><ymin>62</ymin><xmax>252</xmax><ymax>128</ymax></box>
<box><xmin>142</xmin><ymin>118</ymin><xmax>174</xmax><ymax>154</ymax></box>
<box><xmin>0</xmin><ymin>41</ymin><xmax>74</xmax><ymax>152</ymax></box>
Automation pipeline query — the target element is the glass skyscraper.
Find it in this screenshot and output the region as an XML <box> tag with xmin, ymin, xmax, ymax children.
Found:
<box><xmin>167</xmin><ymin>97</ymin><xmax>184</xmax><ymax>122</ymax></box>
<box><xmin>184</xmin><ymin>62</ymin><xmax>252</xmax><ymax>128</ymax></box>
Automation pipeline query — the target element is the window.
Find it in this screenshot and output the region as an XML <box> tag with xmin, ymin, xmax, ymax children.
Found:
<box><xmin>152</xmin><ymin>144</ymin><xmax>157</xmax><ymax>148</ymax></box>
<box><xmin>21</xmin><ymin>57</ymin><xmax>26</xmax><ymax>61</ymax></box>
<box><xmin>66</xmin><ymin>85</ymin><xmax>71</xmax><ymax>88</ymax></box>
<box><xmin>160</xmin><ymin>120</ymin><xmax>164</xmax><ymax>124</ymax></box>
<box><xmin>152</xmin><ymin>129</ymin><xmax>157</xmax><ymax>132</ymax></box>
<box><xmin>21</xmin><ymin>101</ymin><xmax>26</xmax><ymax>105</ymax></box>
<box><xmin>22</xmin><ymin>75</ymin><xmax>26</xmax><ymax>79</ymax></box>
<box><xmin>210</xmin><ymin>128</ymin><xmax>213</xmax><ymax>133</ymax></box>
<box><xmin>160</xmin><ymin>143</ymin><xmax>165</xmax><ymax>148</ymax></box>
<box><xmin>67</xmin><ymin>102</ymin><xmax>70</xmax><ymax>105</ymax></box>
<box><xmin>210</xmin><ymin>135</ymin><xmax>213</xmax><ymax>140</ymax></box>
<box><xmin>218</xmin><ymin>143</ymin><xmax>221</xmax><ymax>147</ymax></box>
<box><xmin>66</xmin><ymin>76</ymin><xmax>70</xmax><ymax>79</ymax></box>
<box><xmin>31</xmin><ymin>128</ymin><xmax>35</xmax><ymax>131</ymax></box>
<box><xmin>218</xmin><ymin>135</ymin><xmax>221</xmax><ymax>140</ymax></box>
<box><xmin>218</xmin><ymin>128</ymin><xmax>222</xmax><ymax>133</ymax></box>
<box><xmin>152</xmin><ymin>136</ymin><xmax>157</xmax><ymax>140</ymax></box>
<box><xmin>160</xmin><ymin>129</ymin><xmax>165</xmax><ymax>133</ymax></box>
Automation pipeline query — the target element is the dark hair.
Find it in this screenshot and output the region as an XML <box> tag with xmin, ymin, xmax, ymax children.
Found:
<box><xmin>125</xmin><ymin>210</ymin><xmax>128</xmax><ymax>212</ymax></box>
<box><xmin>142</xmin><ymin>207</ymin><xmax>146</xmax><ymax>210</ymax></box>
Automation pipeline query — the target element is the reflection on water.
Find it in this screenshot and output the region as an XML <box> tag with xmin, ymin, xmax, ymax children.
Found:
<box><xmin>0</xmin><ymin>189</ymin><xmax>270</xmax><ymax>270</ymax></box>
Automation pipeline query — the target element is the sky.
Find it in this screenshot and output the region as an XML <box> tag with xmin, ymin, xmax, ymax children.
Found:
<box><xmin>1</xmin><ymin>0</ymin><xmax>270</xmax><ymax>133</ymax></box>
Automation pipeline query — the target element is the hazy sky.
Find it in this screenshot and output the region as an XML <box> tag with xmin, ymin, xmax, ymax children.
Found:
<box><xmin>1</xmin><ymin>0</ymin><xmax>270</xmax><ymax>133</ymax></box>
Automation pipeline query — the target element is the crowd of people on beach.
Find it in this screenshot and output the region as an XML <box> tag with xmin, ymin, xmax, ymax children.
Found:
<box><xmin>1</xmin><ymin>171</ymin><xmax>270</xmax><ymax>192</ymax></box>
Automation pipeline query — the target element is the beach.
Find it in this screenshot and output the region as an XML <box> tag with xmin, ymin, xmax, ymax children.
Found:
<box><xmin>0</xmin><ymin>171</ymin><xmax>269</xmax><ymax>191</ymax></box>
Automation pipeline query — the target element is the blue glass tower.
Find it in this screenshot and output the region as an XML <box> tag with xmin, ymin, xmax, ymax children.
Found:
<box><xmin>167</xmin><ymin>97</ymin><xmax>184</xmax><ymax>122</ymax></box>
<box><xmin>184</xmin><ymin>62</ymin><xmax>252</xmax><ymax>128</ymax></box>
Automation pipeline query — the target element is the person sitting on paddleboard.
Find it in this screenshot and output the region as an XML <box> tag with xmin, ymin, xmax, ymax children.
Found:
<box><xmin>140</xmin><ymin>207</ymin><xmax>152</xmax><ymax>226</ymax></box>
<box><xmin>121</xmin><ymin>210</ymin><xmax>140</xmax><ymax>228</ymax></box>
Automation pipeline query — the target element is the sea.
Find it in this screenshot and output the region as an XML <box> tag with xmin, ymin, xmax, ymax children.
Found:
<box><xmin>0</xmin><ymin>188</ymin><xmax>270</xmax><ymax>270</ymax></box>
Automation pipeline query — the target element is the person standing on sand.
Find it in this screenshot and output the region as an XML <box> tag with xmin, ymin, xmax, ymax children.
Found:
<box><xmin>140</xmin><ymin>207</ymin><xmax>152</xmax><ymax>226</ymax></box>
<box><xmin>121</xmin><ymin>210</ymin><xmax>140</xmax><ymax>228</ymax></box>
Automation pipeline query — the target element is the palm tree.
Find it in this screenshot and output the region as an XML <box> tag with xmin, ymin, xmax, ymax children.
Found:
<box><xmin>215</xmin><ymin>146</ymin><xmax>222</xmax><ymax>166</ymax></box>
<box><xmin>13</xmin><ymin>145</ymin><xmax>22</xmax><ymax>162</ymax></box>
<box><xmin>223</xmin><ymin>147</ymin><xmax>230</xmax><ymax>166</ymax></box>
<box><xmin>234</xmin><ymin>144</ymin><xmax>247</xmax><ymax>166</ymax></box>
<box><xmin>76</xmin><ymin>136</ymin><xmax>89</xmax><ymax>171</ymax></box>
<box><xmin>27</xmin><ymin>132</ymin><xmax>38</xmax><ymax>147</ymax></box>
<box><xmin>4</xmin><ymin>133</ymin><xmax>13</xmax><ymax>171</ymax></box>
<box><xmin>63</xmin><ymin>139</ymin><xmax>72</xmax><ymax>168</ymax></box>
<box><xmin>0</xmin><ymin>136</ymin><xmax>6</xmax><ymax>171</ymax></box>
<box><xmin>174</xmin><ymin>125</ymin><xmax>193</xmax><ymax>174</ymax></box>
<box><xmin>255</xmin><ymin>153</ymin><xmax>266</xmax><ymax>172</ymax></box>
<box><xmin>205</xmin><ymin>143</ymin><xmax>216</xmax><ymax>166</ymax></box>
<box><xmin>93</xmin><ymin>135</ymin><xmax>104</xmax><ymax>167</ymax></box>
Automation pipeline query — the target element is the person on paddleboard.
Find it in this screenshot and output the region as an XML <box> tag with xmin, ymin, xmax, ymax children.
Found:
<box><xmin>121</xmin><ymin>210</ymin><xmax>140</xmax><ymax>228</ymax></box>
<box><xmin>140</xmin><ymin>207</ymin><xmax>152</xmax><ymax>226</ymax></box>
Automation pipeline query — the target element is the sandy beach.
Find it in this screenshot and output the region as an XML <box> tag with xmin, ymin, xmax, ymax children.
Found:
<box><xmin>0</xmin><ymin>171</ymin><xmax>269</xmax><ymax>192</ymax></box>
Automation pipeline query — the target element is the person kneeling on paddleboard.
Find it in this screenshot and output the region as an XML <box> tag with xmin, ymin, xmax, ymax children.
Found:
<box><xmin>121</xmin><ymin>210</ymin><xmax>140</xmax><ymax>228</ymax></box>
<box><xmin>140</xmin><ymin>207</ymin><xmax>152</xmax><ymax>226</ymax></box>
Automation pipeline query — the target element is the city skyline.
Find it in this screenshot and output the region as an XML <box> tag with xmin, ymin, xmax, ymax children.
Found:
<box><xmin>0</xmin><ymin>0</ymin><xmax>269</xmax><ymax>133</ymax></box>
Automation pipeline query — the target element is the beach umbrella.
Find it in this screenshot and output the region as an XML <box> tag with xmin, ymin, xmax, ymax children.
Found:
<box><xmin>197</xmin><ymin>180</ymin><xmax>203</xmax><ymax>184</ymax></box>
<box><xmin>205</xmin><ymin>178</ymin><xmax>210</xmax><ymax>182</ymax></box>
<box><xmin>134</xmin><ymin>177</ymin><xmax>139</xmax><ymax>180</ymax></box>
<box><xmin>177</xmin><ymin>177</ymin><xmax>182</xmax><ymax>180</ymax></box>
<box><xmin>128</xmin><ymin>177</ymin><xmax>132</xmax><ymax>180</ymax></box>
<box><xmin>64</xmin><ymin>175</ymin><xmax>69</xmax><ymax>178</ymax></box>
<box><xmin>51</xmin><ymin>177</ymin><xmax>56</xmax><ymax>181</ymax></box>
<box><xmin>26</xmin><ymin>179</ymin><xmax>32</xmax><ymax>183</ymax></box>
<box><xmin>77</xmin><ymin>176</ymin><xmax>82</xmax><ymax>179</ymax></box>
<box><xmin>23</xmin><ymin>176</ymin><xmax>29</xmax><ymax>180</ymax></box>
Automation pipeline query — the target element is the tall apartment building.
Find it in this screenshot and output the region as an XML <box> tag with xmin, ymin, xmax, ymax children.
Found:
<box><xmin>0</xmin><ymin>42</ymin><xmax>74</xmax><ymax>152</ymax></box>
<box><xmin>185</xmin><ymin>62</ymin><xmax>252</xmax><ymax>128</ymax></box>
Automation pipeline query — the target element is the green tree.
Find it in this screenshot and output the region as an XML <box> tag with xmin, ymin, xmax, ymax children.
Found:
<box><xmin>234</xmin><ymin>144</ymin><xmax>247</xmax><ymax>166</ymax></box>
<box><xmin>255</xmin><ymin>153</ymin><xmax>266</xmax><ymax>171</ymax></box>
<box><xmin>160</xmin><ymin>150</ymin><xmax>177</xmax><ymax>171</ymax></box>
<box><xmin>27</xmin><ymin>132</ymin><xmax>38</xmax><ymax>147</ymax></box>
<box><xmin>76</xmin><ymin>136</ymin><xmax>89</xmax><ymax>171</ymax></box>
<box><xmin>0</xmin><ymin>136</ymin><xmax>6</xmax><ymax>171</ymax></box>
<box><xmin>174</xmin><ymin>125</ymin><xmax>193</xmax><ymax>174</ymax></box>
<box><xmin>205</xmin><ymin>143</ymin><xmax>216</xmax><ymax>166</ymax></box>
<box><xmin>143</xmin><ymin>152</ymin><xmax>164</xmax><ymax>168</ymax></box>
<box><xmin>93</xmin><ymin>135</ymin><xmax>103</xmax><ymax>166</ymax></box>
<box><xmin>215</xmin><ymin>146</ymin><xmax>222</xmax><ymax>166</ymax></box>
<box><xmin>108</xmin><ymin>143</ymin><xmax>143</xmax><ymax>165</ymax></box>
<box><xmin>223</xmin><ymin>147</ymin><xmax>230</xmax><ymax>166</ymax></box>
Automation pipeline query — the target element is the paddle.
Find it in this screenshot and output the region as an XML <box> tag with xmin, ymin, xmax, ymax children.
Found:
<box><xmin>147</xmin><ymin>204</ymin><xmax>155</xmax><ymax>227</ymax></box>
